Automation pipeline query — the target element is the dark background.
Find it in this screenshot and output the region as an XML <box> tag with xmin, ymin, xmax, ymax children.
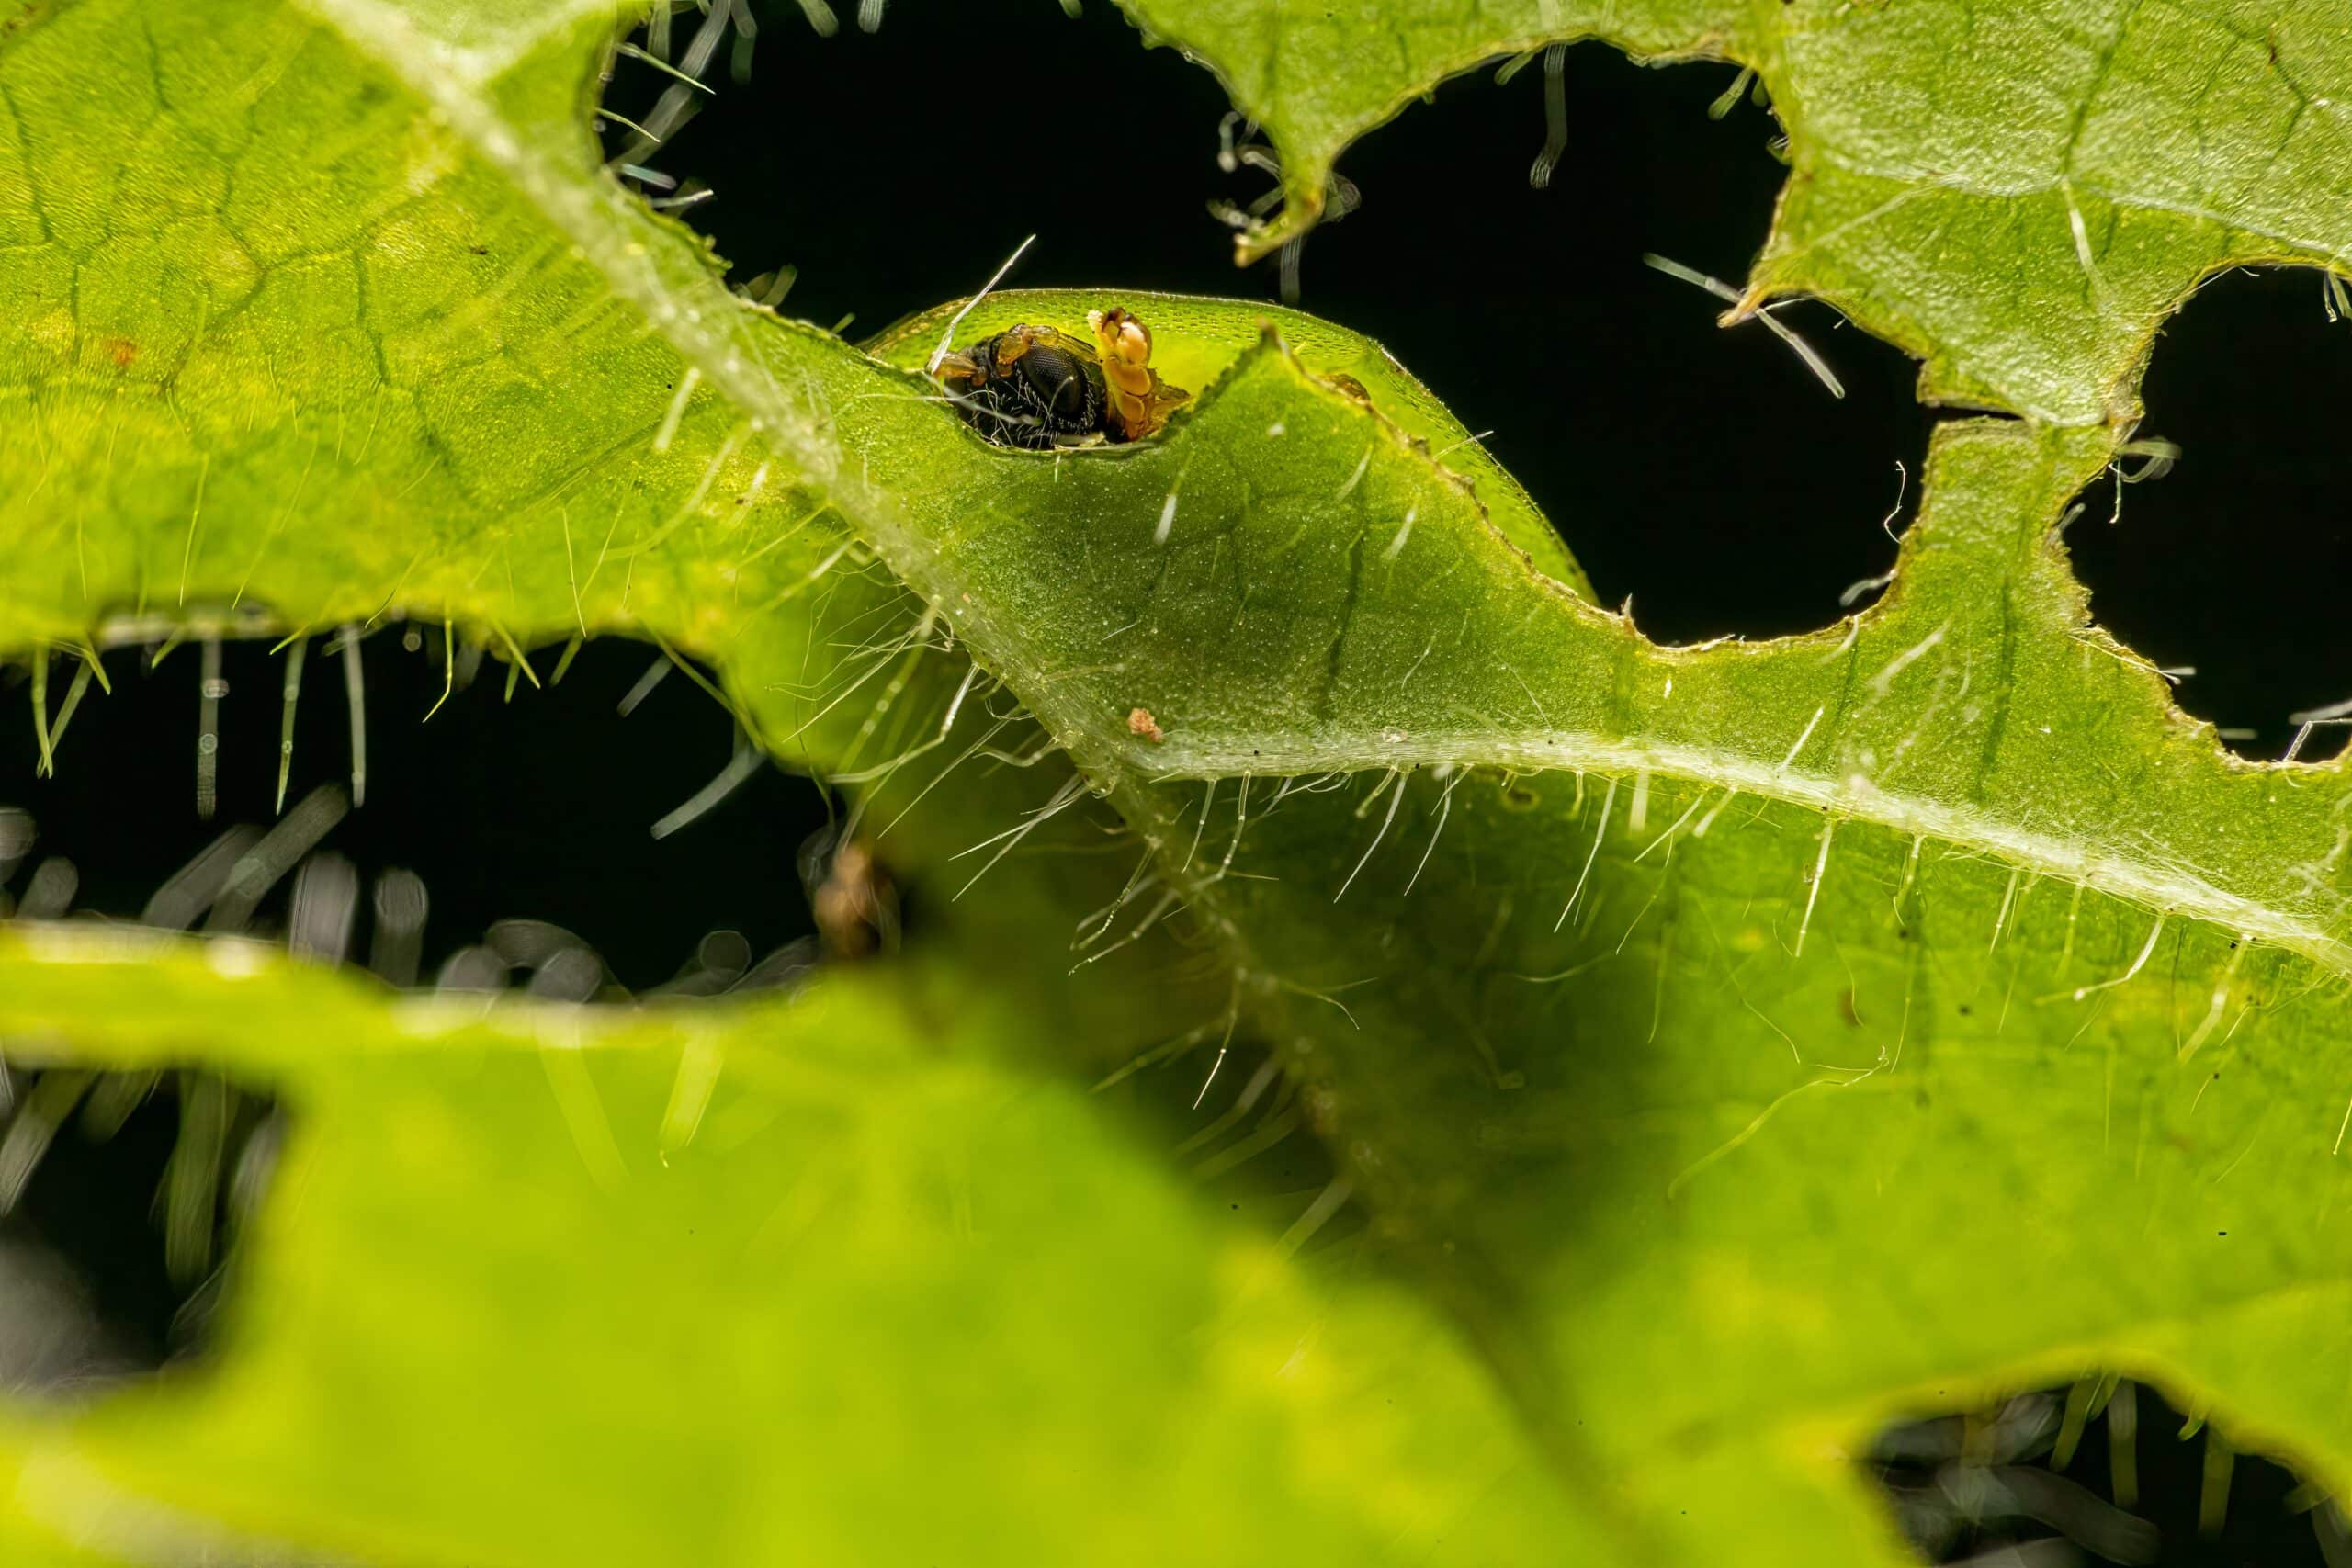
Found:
<box><xmin>2</xmin><ymin>2</ymin><xmax>2346</xmax><ymax>1561</ymax></box>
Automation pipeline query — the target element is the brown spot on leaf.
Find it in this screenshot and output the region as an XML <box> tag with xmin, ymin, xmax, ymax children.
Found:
<box><xmin>107</xmin><ymin>337</ymin><xmax>138</xmax><ymax>368</ymax></box>
<box><xmin>1127</xmin><ymin>706</ymin><xmax>1164</xmax><ymax>743</ymax></box>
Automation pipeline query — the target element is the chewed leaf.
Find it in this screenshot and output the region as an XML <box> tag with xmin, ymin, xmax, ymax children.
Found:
<box><xmin>1103</xmin><ymin>1</ymin><xmax>1739</xmax><ymax>262</ymax></box>
<box><xmin>0</xmin><ymin>930</ymin><xmax>1605</xmax><ymax>1568</ymax></box>
<box><xmin>5</xmin><ymin>0</ymin><xmax>2352</xmax><ymax>1563</ymax></box>
<box><xmin>869</xmin><ymin>289</ymin><xmax>1592</xmax><ymax>597</ymax></box>
<box><xmin>1114</xmin><ymin>0</ymin><xmax>2352</xmax><ymax>423</ymax></box>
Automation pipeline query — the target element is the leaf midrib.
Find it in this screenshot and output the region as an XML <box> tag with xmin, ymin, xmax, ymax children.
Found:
<box><xmin>299</xmin><ymin>0</ymin><xmax>2346</xmax><ymax>1049</ymax></box>
<box><xmin>1139</xmin><ymin>726</ymin><xmax>2350</xmax><ymax>979</ymax></box>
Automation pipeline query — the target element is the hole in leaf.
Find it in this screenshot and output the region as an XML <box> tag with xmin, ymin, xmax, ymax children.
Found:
<box><xmin>1868</xmin><ymin>1379</ymin><xmax>2339</xmax><ymax>1565</ymax></box>
<box><xmin>0</xmin><ymin>637</ymin><xmax>842</xmax><ymax>1394</ymax></box>
<box><xmin>1307</xmin><ymin>49</ymin><xmax>1936</xmax><ymax>645</ymax></box>
<box><xmin>0</xmin><ymin>637</ymin><xmax>829</xmax><ymax>988</ymax></box>
<box><xmin>2068</xmin><ymin>266</ymin><xmax>2352</xmax><ymax>763</ymax></box>
<box><xmin>601</xmin><ymin>14</ymin><xmax>1932</xmax><ymax>644</ymax></box>
<box><xmin>0</xmin><ymin>1064</ymin><xmax>279</xmax><ymax>1398</ymax></box>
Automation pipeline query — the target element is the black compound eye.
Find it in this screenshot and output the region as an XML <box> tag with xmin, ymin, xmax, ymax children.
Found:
<box><xmin>1016</xmin><ymin>345</ymin><xmax>1088</xmax><ymax>417</ymax></box>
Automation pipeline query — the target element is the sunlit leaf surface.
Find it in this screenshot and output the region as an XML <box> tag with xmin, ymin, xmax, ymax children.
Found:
<box><xmin>3</xmin><ymin>0</ymin><xmax>2350</xmax><ymax>1562</ymax></box>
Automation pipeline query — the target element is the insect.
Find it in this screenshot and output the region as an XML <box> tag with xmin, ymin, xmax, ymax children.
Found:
<box><xmin>1086</xmin><ymin>306</ymin><xmax>1190</xmax><ymax>443</ymax></box>
<box><xmin>932</xmin><ymin>306</ymin><xmax>1189</xmax><ymax>450</ymax></box>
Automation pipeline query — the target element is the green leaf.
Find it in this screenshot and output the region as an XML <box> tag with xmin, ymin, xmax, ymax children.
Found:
<box><xmin>866</xmin><ymin>290</ymin><xmax>1591</xmax><ymax>597</ymax></box>
<box><xmin>6</xmin><ymin>0</ymin><xmax>2352</xmax><ymax>1562</ymax></box>
<box><xmin>860</xmin><ymin>313</ymin><xmax>2352</xmax><ymax>1531</ymax></box>
<box><xmin>1118</xmin><ymin>0</ymin><xmax>2352</xmax><ymax>423</ymax></box>
<box><xmin>0</xmin><ymin>0</ymin><xmax>865</xmax><ymax>706</ymax></box>
<box><xmin>0</xmin><ymin>929</ymin><xmax>1609</xmax><ymax>1567</ymax></box>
